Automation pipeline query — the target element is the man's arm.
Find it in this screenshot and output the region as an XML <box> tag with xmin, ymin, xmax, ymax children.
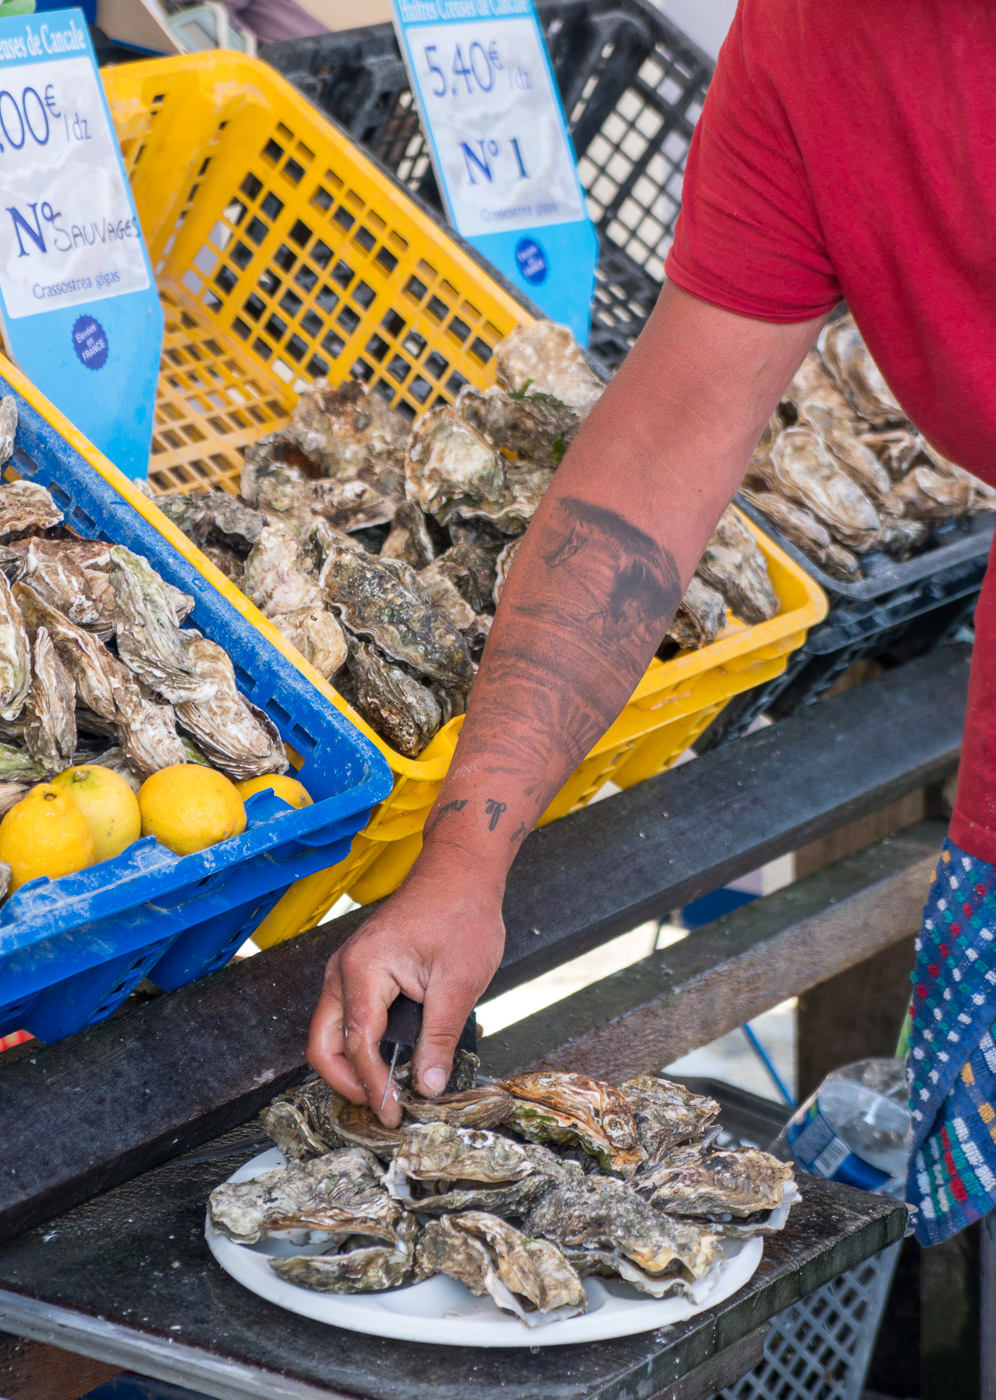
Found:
<box><xmin>307</xmin><ymin>281</ymin><xmax>826</xmax><ymax>1122</ymax></box>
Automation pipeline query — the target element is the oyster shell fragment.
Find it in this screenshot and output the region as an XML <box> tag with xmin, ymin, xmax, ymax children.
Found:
<box><xmin>499</xmin><ymin>1071</ymin><xmax>647</xmax><ymax>1177</ymax></box>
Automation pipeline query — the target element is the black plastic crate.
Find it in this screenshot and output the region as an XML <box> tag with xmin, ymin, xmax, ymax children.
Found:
<box><xmin>695</xmin><ymin>501</ymin><xmax>994</xmax><ymax>750</ymax></box>
<box><xmin>261</xmin><ymin>0</ymin><xmax>713</xmax><ymax>369</ymax></box>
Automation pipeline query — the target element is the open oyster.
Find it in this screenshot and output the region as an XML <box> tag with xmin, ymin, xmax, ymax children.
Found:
<box><xmin>345</xmin><ymin>634</ymin><xmax>442</xmax><ymax>758</ymax></box>
<box><xmin>0</xmin><ymin>480</ymin><xmax>64</xmax><ymax>538</ymax></box>
<box><xmin>636</xmin><ymin>1141</ymin><xmax>795</xmax><ymax>1220</ymax></box>
<box><xmin>821</xmin><ymin>315</ymin><xmax>906</xmax><ymax>427</ymax></box>
<box><xmin>455</xmin><ymin>383</ymin><xmax>580</xmax><ymax>469</ymax></box>
<box><xmin>696</xmin><ymin>509</ymin><xmax>778</xmax><ymax>626</ymax></box>
<box><xmin>175</xmin><ymin>636</ymin><xmax>288</xmax><ymax>781</ymax></box>
<box><xmin>384</xmin><ymin>1122</ymin><xmax>578</xmax><ymax>1216</ymax></box>
<box><xmin>524</xmin><ymin>1176</ymin><xmax>723</xmax><ymax>1281</ymax></box>
<box><xmin>494</xmin><ymin>322</ymin><xmax>603</xmax><ymax>415</ymax></box>
<box><xmin>667</xmin><ymin>576</ymin><xmax>726</xmax><ymax>650</ymax></box>
<box><xmin>499</xmin><ymin>1071</ymin><xmax>646</xmax><ymax>1177</ymax></box>
<box><xmin>760</xmin><ymin>427</ymin><xmax>881</xmax><ymax>550</ymax></box>
<box><xmin>261</xmin><ymin>1079</ymin><xmax>347</xmax><ymax>1162</ymax></box>
<box><xmin>23</xmin><ymin>627</ymin><xmax>76</xmax><ymax>775</ymax></box>
<box><xmin>562</xmin><ymin>1246</ymin><xmax>695</xmax><ymax>1300</ymax></box>
<box><xmin>272</xmin><ymin>1211</ymin><xmax>419</xmax><ymax>1294</ymax></box>
<box><xmin>209</xmin><ymin>1147</ymin><xmax>399</xmax><ymax>1247</ymax></box>
<box><xmin>617</xmin><ymin>1076</ymin><xmax>721</xmax><ymax>1162</ymax></box>
<box><xmin>405</xmin><ymin>407</ymin><xmax>505</xmax><ymax>525</ymax></box>
<box><xmin>414</xmin><ymin>1211</ymin><xmax>586</xmax><ymax>1325</ymax></box>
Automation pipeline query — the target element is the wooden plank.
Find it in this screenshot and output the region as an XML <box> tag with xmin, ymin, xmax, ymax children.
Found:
<box><xmin>478</xmin><ymin>823</ymin><xmax>943</xmax><ymax>1083</ymax></box>
<box><xmin>0</xmin><ymin>647</ymin><xmax>967</xmax><ymax>1243</ymax></box>
<box><xmin>649</xmin><ymin>1327</ymin><xmax>765</xmax><ymax>1400</ymax></box>
<box><xmin>0</xmin><ymin>1332</ymin><xmax>120</xmax><ymax>1400</ymax></box>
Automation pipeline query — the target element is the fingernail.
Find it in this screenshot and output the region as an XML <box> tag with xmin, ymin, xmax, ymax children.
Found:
<box><xmin>423</xmin><ymin>1067</ymin><xmax>447</xmax><ymax>1095</ymax></box>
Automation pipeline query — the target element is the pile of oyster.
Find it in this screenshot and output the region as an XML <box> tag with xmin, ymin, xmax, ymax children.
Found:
<box><xmin>158</xmin><ymin>321</ymin><xmax>780</xmax><ymax>760</ymax></box>
<box><xmin>209</xmin><ymin>1059</ymin><xmax>798</xmax><ymax>1328</ymax></box>
<box><xmin>0</xmin><ymin>396</ymin><xmax>286</xmax><ymax>832</ymax></box>
<box><xmin>744</xmin><ymin>314</ymin><xmax>996</xmax><ymax>582</ymax></box>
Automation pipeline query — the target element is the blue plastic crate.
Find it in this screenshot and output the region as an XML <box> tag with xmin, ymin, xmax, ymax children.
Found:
<box><xmin>0</xmin><ymin>370</ymin><xmax>392</xmax><ymax>1045</ymax></box>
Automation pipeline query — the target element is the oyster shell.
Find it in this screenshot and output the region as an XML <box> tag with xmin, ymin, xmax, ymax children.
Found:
<box><xmin>117</xmin><ymin>696</ymin><xmax>186</xmax><ymax>777</ymax></box>
<box><xmin>209</xmin><ymin>1146</ymin><xmax>399</xmax><ymax>1247</ymax></box>
<box><xmin>455</xmin><ymin>384</ymin><xmax>580</xmax><ymax>469</ymax></box>
<box><xmin>797</xmin><ymin>402</ymin><xmax>892</xmax><ymax>507</ymax></box>
<box><xmin>380</xmin><ymin>501</ymin><xmax>436</xmax><ymax>571</ymax></box>
<box><xmin>310</xmin><ymin>478</ymin><xmax>395</xmax><ymax>533</ymax></box>
<box><xmin>740</xmin><ymin>489</ymin><xmax>833</xmax><ymax>565</ymax></box>
<box><xmin>329</xmin><ymin>1096</ymin><xmax>404</xmax><ymax>1155</ymax></box>
<box><xmin>859</xmin><ymin>430</ymin><xmax>921</xmax><ymax>481</ymax></box>
<box><xmin>492</xmin><ymin>536</ymin><xmax>522</xmax><ymax>607</ymax></box>
<box><xmin>876</xmin><ymin>513</ymin><xmax>929</xmax><ymax>560</ymax></box>
<box><xmin>494</xmin><ymin>322</ymin><xmax>603</xmax><ymax>415</ymax></box>
<box><xmin>761</xmin><ymin>427</ymin><xmax>881</xmax><ymax>550</ymax></box>
<box><xmin>244</xmin><ymin>525</ymin><xmax>322</xmax><ymax>618</ymax></box>
<box><xmin>666</xmin><ymin>576</ymin><xmax>726</xmax><ymax>650</ymax></box>
<box><xmin>457</xmin><ymin>463</ymin><xmax>556</xmax><ymax>536</ymax></box>
<box><xmin>0</xmin><ymin>396</ymin><xmax>16</xmax><ymax>464</ymax></box>
<box><xmin>0</xmin><ymin>743</ymin><xmax>43</xmax><ymax>781</ymax></box>
<box><xmin>0</xmin><ymin>781</ymin><xmax>28</xmax><ymax>815</ymax></box>
<box><xmin>261</xmin><ymin>1079</ymin><xmax>348</xmax><ymax>1161</ymax></box>
<box><xmin>636</xmin><ymin>1141</ymin><xmax>794</xmax><ymax>1219</ymax></box>
<box><xmin>562</xmin><ymin>1245</ymin><xmax>695</xmax><ymax>1300</ymax></box>
<box><xmin>17</xmin><ymin>539</ymin><xmax>103</xmax><ymax>630</ymax></box>
<box><xmin>0</xmin><ymin>480</ymin><xmax>63</xmax><ymax>538</ymax></box>
<box><xmin>821</xmin><ymin>315</ymin><xmax>906</xmax><ymax>427</ymax></box>
<box><xmin>345</xmin><ymin>634</ymin><xmax>442</xmax><ymax>757</ymax></box>
<box><xmin>16</xmin><ymin>581</ymin><xmax>137</xmax><ymax>726</ymax></box>
<box><xmin>695</xmin><ymin>508</ymin><xmax>778</xmax><ymax>626</ymax></box>
<box><xmin>524</xmin><ymin>1176</ymin><xmax>723</xmax><ymax>1280</ymax></box>
<box><xmin>272</xmin><ymin>1212</ymin><xmax>418</xmax><ymax>1294</ymax></box>
<box><xmin>384</xmin><ymin>1122</ymin><xmax>577</xmax><ymax>1215</ymax></box>
<box><xmin>397</xmin><ymin>1083</ymin><xmax>515</xmax><ymax>1130</ymax></box>
<box><xmin>414</xmin><ymin>1212</ymin><xmax>586</xmax><ymax>1324</ymax></box>
<box><xmin>175</xmin><ymin>635</ymin><xmax>288</xmax><ymax>781</ymax></box>
<box><xmin>0</xmin><ymin>570</ymin><xmax>32</xmax><ymax>720</ymax></box>
<box><xmin>321</xmin><ymin>545</ymin><xmax>473</xmax><ymax>687</ymax></box>
<box><xmin>617</xmin><ymin>1076</ymin><xmax>721</xmax><ymax>1162</ymax></box>
<box><xmin>253</xmin><ymin>461</ymin><xmax>319</xmax><ymax>538</ymax></box>
<box><xmin>499</xmin><ymin>1071</ymin><xmax>646</xmax><ymax>1177</ymax></box>
<box><xmin>417</xmin><ymin>562</ymin><xmax>477</xmax><ymax>632</ymax></box>
<box><xmin>23</xmin><ymin>626</ymin><xmax>76</xmax><ymax>775</ymax></box>
<box><xmin>781</xmin><ymin>350</ymin><xmax>856</xmax><ymax>428</ymax></box>
<box><xmin>270</xmin><ymin>604</ymin><xmax>348</xmax><ymax>680</ymax></box>
<box><xmin>204</xmin><ymin>546</ymin><xmax>245</xmax><ymax>590</ymax></box>
<box><xmin>109</xmin><ymin>546</ymin><xmax>216</xmax><ymax>706</ymax></box>
<box><xmin>405</xmin><ymin>407</ymin><xmax>505</xmax><ymax>525</ymax></box>
<box><xmin>429</xmin><ymin>541</ymin><xmax>497</xmax><ymax>615</ymax></box>
<box><xmin>892</xmin><ymin>465</ymin><xmax>976</xmax><ymax>519</ymax></box>
<box><xmin>286</xmin><ymin>378</ymin><xmax>408</xmax><ymax>492</ymax></box>
<box><xmin>824</xmin><ymin>541</ymin><xmax>862</xmax><ymax>579</ymax></box>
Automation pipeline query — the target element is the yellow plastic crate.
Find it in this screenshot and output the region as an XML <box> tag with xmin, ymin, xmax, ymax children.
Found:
<box><xmin>91</xmin><ymin>53</ymin><xmax>827</xmax><ymax>943</ymax></box>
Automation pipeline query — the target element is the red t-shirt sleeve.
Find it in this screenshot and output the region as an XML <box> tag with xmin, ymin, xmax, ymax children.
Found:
<box><xmin>665</xmin><ymin>0</ymin><xmax>843</xmax><ymax>323</ymax></box>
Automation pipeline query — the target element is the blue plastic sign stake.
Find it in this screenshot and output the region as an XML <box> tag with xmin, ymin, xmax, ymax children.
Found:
<box><xmin>391</xmin><ymin>0</ymin><xmax>599</xmax><ymax>347</ymax></box>
<box><xmin>0</xmin><ymin>10</ymin><xmax>162</xmax><ymax>479</ymax></box>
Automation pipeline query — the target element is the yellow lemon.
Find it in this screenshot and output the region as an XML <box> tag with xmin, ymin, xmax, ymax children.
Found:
<box><xmin>235</xmin><ymin>774</ymin><xmax>313</xmax><ymax>809</ymax></box>
<box><xmin>139</xmin><ymin>765</ymin><xmax>246</xmax><ymax>857</ymax></box>
<box><xmin>51</xmin><ymin>765</ymin><xmax>142</xmax><ymax>864</ymax></box>
<box><xmin>0</xmin><ymin>784</ymin><xmax>96</xmax><ymax>892</ymax></box>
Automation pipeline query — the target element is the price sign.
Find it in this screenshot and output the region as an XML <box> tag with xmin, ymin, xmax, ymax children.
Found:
<box><xmin>392</xmin><ymin>0</ymin><xmax>599</xmax><ymax>345</ymax></box>
<box><xmin>0</xmin><ymin>10</ymin><xmax>162</xmax><ymax>479</ymax></box>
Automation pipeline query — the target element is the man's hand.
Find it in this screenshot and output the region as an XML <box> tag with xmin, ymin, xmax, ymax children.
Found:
<box><xmin>307</xmin><ymin>861</ymin><xmax>505</xmax><ymax>1126</ymax></box>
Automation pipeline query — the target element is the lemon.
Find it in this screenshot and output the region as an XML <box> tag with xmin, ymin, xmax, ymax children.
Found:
<box><xmin>139</xmin><ymin>764</ymin><xmax>246</xmax><ymax>857</ymax></box>
<box><xmin>235</xmin><ymin>774</ymin><xmax>313</xmax><ymax>809</ymax></box>
<box><xmin>0</xmin><ymin>784</ymin><xmax>96</xmax><ymax>892</ymax></box>
<box><xmin>51</xmin><ymin>765</ymin><xmax>142</xmax><ymax>864</ymax></box>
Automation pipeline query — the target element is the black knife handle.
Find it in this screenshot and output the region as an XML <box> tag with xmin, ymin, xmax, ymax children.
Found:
<box><xmin>378</xmin><ymin>993</ymin><xmax>478</xmax><ymax>1068</ymax></box>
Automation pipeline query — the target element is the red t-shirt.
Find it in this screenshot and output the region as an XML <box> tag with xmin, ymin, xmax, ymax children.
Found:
<box><xmin>664</xmin><ymin>0</ymin><xmax>996</xmax><ymax>861</ymax></box>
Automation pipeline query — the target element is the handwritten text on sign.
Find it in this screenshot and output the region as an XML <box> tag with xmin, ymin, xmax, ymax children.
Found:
<box><xmin>0</xmin><ymin>41</ymin><xmax>150</xmax><ymax>319</ymax></box>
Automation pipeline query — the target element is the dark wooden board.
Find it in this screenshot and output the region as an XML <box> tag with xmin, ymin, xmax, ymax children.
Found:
<box><xmin>0</xmin><ymin>646</ymin><xmax>967</xmax><ymax>1242</ymax></box>
<box><xmin>0</xmin><ymin>1127</ymin><xmax>905</xmax><ymax>1400</ymax></box>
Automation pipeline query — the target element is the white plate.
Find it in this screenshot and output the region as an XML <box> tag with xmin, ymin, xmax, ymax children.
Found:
<box><xmin>205</xmin><ymin>1148</ymin><xmax>764</xmax><ymax>1348</ymax></box>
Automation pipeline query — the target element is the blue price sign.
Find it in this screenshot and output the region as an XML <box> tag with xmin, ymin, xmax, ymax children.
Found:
<box><xmin>392</xmin><ymin>0</ymin><xmax>598</xmax><ymax>345</ymax></box>
<box><xmin>0</xmin><ymin>10</ymin><xmax>162</xmax><ymax>478</ymax></box>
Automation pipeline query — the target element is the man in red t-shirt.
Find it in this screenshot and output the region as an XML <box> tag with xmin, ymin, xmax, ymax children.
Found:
<box><xmin>309</xmin><ymin>0</ymin><xmax>996</xmax><ymax>1243</ymax></box>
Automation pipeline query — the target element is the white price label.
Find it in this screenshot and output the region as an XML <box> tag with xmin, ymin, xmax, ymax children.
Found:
<box><xmin>403</xmin><ymin>14</ymin><xmax>586</xmax><ymax>238</ymax></box>
<box><xmin>0</xmin><ymin>52</ymin><xmax>150</xmax><ymax>319</ymax></box>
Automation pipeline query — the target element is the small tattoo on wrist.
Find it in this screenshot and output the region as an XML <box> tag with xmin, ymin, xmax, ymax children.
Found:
<box><xmin>510</xmin><ymin>823</ymin><xmax>529</xmax><ymax>844</ymax></box>
<box><xmin>485</xmin><ymin>798</ymin><xmax>507</xmax><ymax>831</ymax></box>
<box><xmin>428</xmin><ymin>797</ymin><xmax>468</xmax><ymax>834</ymax></box>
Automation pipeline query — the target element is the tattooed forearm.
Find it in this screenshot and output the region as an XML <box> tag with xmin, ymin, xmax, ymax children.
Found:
<box><xmin>484</xmin><ymin>798</ymin><xmax>507</xmax><ymax>831</ymax></box>
<box><xmin>427</xmin><ymin>797</ymin><xmax>469</xmax><ymax>835</ymax></box>
<box><xmin>510</xmin><ymin>823</ymin><xmax>529</xmax><ymax>845</ymax></box>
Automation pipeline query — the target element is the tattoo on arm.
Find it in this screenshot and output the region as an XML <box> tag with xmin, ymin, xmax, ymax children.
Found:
<box><xmin>484</xmin><ymin>798</ymin><xmax>507</xmax><ymax>831</ymax></box>
<box><xmin>427</xmin><ymin>797</ymin><xmax>468</xmax><ymax>835</ymax></box>
<box><xmin>510</xmin><ymin>822</ymin><xmax>529</xmax><ymax>845</ymax></box>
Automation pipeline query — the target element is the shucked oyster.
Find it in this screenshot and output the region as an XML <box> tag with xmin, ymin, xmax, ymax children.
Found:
<box><xmin>494</xmin><ymin>322</ymin><xmax>603</xmax><ymax>415</ymax></box>
<box><xmin>261</xmin><ymin>1079</ymin><xmax>347</xmax><ymax>1161</ymax></box>
<box><xmin>405</xmin><ymin>407</ymin><xmax>505</xmax><ymax>525</ymax></box>
<box><xmin>636</xmin><ymin>1141</ymin><xmax>795</xmax><ymax>1220</ymax></box>
<box><xmin>617</xmin><ymin>1076</ymin><xmax>721</xmax><ymax>1162</ymax></box>
<box><xmin>455</xmin><ymin>384</ymin><xmax>580</xmax><ymax>469</ymax></box>
<box><xmin>525</xmin><ymin>1176</ymin><xmax>723</xmax><ymax>1281</ymax></box>
<box><xmin>345</xmin><ymin>634</ymin><xmax>442</xmax><ymax>758</ymax></box>
<box><xmin>175</xmin><ymin>636</ymin><xmax>288</xmax><ymax>781</ymax></box>
<box><xmin>414</xmin><ymin>1211</ymin><xmax>586</xmax><ymax>1325</ymax></box>
<box><xmin>209</xmin><ymin>1147</ymin><xmax>400</xmax><ymax>1247</ymax></box>
<box><xmin>499</xmin><ymin>1072</ymin><xmax>647</xmax><ymax>1178</ymax></box>
<box><xmin>821</xmin><ymin>315</ymin><xmax>906</xmax><ymax>427</ymax></box>
<box><xmin>384</xmin><ymin>1122</ymin><xmax>578</xmax><ymax>1216</ymax></box>
<box><xmin>666</xmin><ymin>576</ymin><xmax>726</xmax><ymax>650</ymax></box>
<box><xmin>272</xmin><ymin>1211</ymin><xmax>419</xmax><ymax>1294</ymax></box>
<box><xmin>696</xmin><ymin>508</ymin><xmax>778</xmax><ymax>627</ymax></box>
<box><xmin>321</xmin><ymin>545</ymin><xmax>474</xmax><ymax>688</ymax></box>
<box><xmin>23</xmin><ymin>627</ymin><xmax>76</xmax><ymax>775</ymax></box>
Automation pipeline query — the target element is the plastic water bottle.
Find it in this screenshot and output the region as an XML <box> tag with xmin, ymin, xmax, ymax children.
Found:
<box><xmin>772</xmin><ymin>1058</ymin><xmax>912</xmax><ymax>1198</ymax></box>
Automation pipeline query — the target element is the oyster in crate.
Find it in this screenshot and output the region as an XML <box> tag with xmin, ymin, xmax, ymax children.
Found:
<box><xmin>414</xmin><ymin>1211</ymin><xmax>586</xmax><ymax>1325</ymax></box>
<box><xmin>243</xmin><ymin>525</ymin><xmax>323</xmax><ymax>618</ymax></box>
<box><xmin>285</xmin><ymin>378</ymin><xmax>408</xmax><ymax>495</ymax></box>
<box><xmin>877</xmin><ymin>513</ymin><xmax>929</xmax><ymax>560</ymax></box>
<box><xmin>859</xmin><ymin>430</ymin><xmax>921</xmax><ymax>481</ymax></box>
<box><xmin>0</xmin><ymin>395</ymin><xmax>16</xmax><ymax>464</ymax></box>
<box><xmin>109</xmin><ymin>546</ymin><xmax>216</xmax><ymax>706</ymax></box>
<box><xmin>821</xmin><ymin>315</ymin><xmax>906</xmax><ymax>427</ymax></box>
<box><xmin>0</xmin><ymin>480</ymin><xmax>64</xmax><ymax>538</ymax></box>
<box><xmin>380</xmin><ymin>501</ymin><xmax>436</xmax><ymax>571</ymax></box>
<box><xmin>781</xmin><ymin>350</ymin><xmax>856</xmax><ymax>428</ymax></box>
<box><xmin>460</xmin><ymin>463</ymin><xmax>556</xmax><ymax>536</ymax></box>
<box><xmin>16</xmin><ymin>538</ymin><xmax>104</xmax><ymax>631</ymax></box>
<box><xmin>455</xmin><ymin>384</ymin><xmax>581</xmax><ymax>469</ymax></box>
<box><xmin>23</xmin><ymin>627</ymin><xmax>76</xmax><ymax>774</ymax></box>
<box><xmin>891</xmin><ymin>465</ymin><xmax>976</xmax><ymax>519</ymax></box>
<box><xmin>696</xmin><ymin>509</ymin><xmax>778</xmax><ymax>626</ymax></box>
<box><xmin>384</xmin><ymin>1122</ymin><xmax>578</xmax><ymax>1215</ymax></box>
<box><xmin>417</xmin><ymin>562</ymin><xmax>476</xmax><ymax>633</ymax></box>
<box><xmin>175</xmin><ymin>636</ymin><xmax>288</xmax><ymax>781</ymax></box>
<box><xmin>618</xmin><ymin>1075</ymin><xmax>721</xmax><ymax>1162</ymax></box>
<box><xmin>321</xmin><ymin>544</ymin><xmax>474</xmax><ymax>688</ymax></box>
<box><xmin>666</xmin><ymin>576</ymin><xmax>726</xmax><ymax>650</ymax></box>
<box><xmin>270</xmin><ymin>604</ymin><xmax>348</xmax><ymax>681</ymax></box>
<box><xmin>430</xmin><ymin>541</ymin><xmax>497</xmax><ymax>614</ymax></box>
<box><xmin>797</xmin><ymin>402</ymin><xmax>892</xmax><ymax>507</ymax></box>
<box><xmin>0</xmin><ymin>780</ymin><xmax>28</xmax><ymax>814</ymax></box>
<box><xmin>117</xmin><ymin>696</ymin><xmax>186</xmax><ymax>777</ymax></box>
<box><xmin>209</xmin><ymin>1146</ymin><xmax>400</xmax><ymax>1247</ymax></box>
<box><xmin>260</xmin><ymin>1079</ymin><xmax>347</xmax><ymax>1162</ymax></box>
<box><xmin>761</xmin><ymin>427</ymin><xmax>881</xmax><ymax>550</ymax></box>
<box><xmin>311</xmin><ymin>477</ymin><xmax>396</xmax><ymax>533</ymax></box>
<box><xmin>494</xmin><ymin>322</ymin><xmax>603</xmax><ymax>415</ymax></box>
<box><xmin>272</xmin><ymin>1212</ymin><xmax>419</xmax><ymax>1294</ymax></box>
<box><xmin>525</xmin><ymin>1176</ymin><xmax>724</xmax><ymax>1281</ymax></box>
<box><xmin>0</xmin><ymin>570</ymin><xmax>32</xmax><ymax>720</ymax></box>
<box><xmin>405</xmin><ymin>407</ymin><xmax>506</xmax><ymax>525</ymax></box>
<box><xmin>636</xmin><ymin>1141</ymin><xmax>795</xmax><ymax>1222</ymax></box>
<box><xmin>738</xmin><ymin>489</ymin><xmax>853</xmax><ymax>577</ymax></box>
<box><xmin>499</xmin><ymin>1071</ymin><xmax>647</xmax><ymax>1177</ymax></box>
<box><xmin>345</xmin><ymin>635</ymin><xmax>442</xmax><ymax>758</ymax></box>
<box><xmin>0</xmin><ymin>742</ymin><xmax>43</xmax><ymax>782</ymax></box>
<box><xmin>492</xmin><ymin>536</ymin><xmax>522</xmax><ymax>606</ymax></box>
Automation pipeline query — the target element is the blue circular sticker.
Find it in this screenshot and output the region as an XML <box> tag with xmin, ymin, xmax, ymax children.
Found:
<box><xmin>72</xmin><ymin>316</ymin><xmax>108</xmax><ymax>371</ymax></box>
<box><xmin>515</xmin><ymin>237</ymin><xmax>548</xmax><ymax>286</ymax></box>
